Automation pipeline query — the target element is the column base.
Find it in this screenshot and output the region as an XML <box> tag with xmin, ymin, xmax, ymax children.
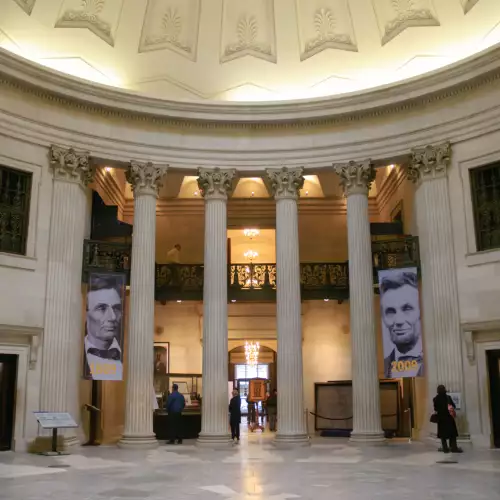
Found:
<box><xmin>349</xmin><ymin>431</ymin><xmax>386</xmax><ymax>446</ymax></box>
<box><xmin>273</xmin><ymin>433</ymin><xmax>310</xmax><ymax>448</ymax></box>
<box><xmin>196</xmin><ymin>433</ymin><xmax>232</xmax><ymax>448</ymax></box>
<box><xmin>118</xmin><ymin>434</ymin><xmax>158</xmax><ymax>450</ymax></box>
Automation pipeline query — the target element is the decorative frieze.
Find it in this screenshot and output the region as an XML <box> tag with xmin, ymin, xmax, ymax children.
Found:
<box><xmin>334</xmin><ymin>160</ymin><xmax>375</xmax><ymax>196</ymax></box>
<box><xmin>265</xmin><ymin>167</ymin><xmax>305</xmax><ymax>200</ymax></box>
<box><xmin>408</xmin><ymin>142</ymin><xmax>451</xmax><ymax>183</ymax></box>
<box><xmin>197</xmin><ymin>167</ymin><xmax>236</xmax><ymax>200</ymax></box>
<box><xmin>49</xmin><ymin>145</ymin><xmax>94</xmax><ymax>186</ymax></box>
<box><xmin>126</xmin><ymin>161</ymin><xmax>168</xmax><ymax>196</ymax></box>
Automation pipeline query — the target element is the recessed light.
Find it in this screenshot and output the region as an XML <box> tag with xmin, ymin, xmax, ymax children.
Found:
<box><xmin>231</xmin><ymin>299</ymin><xmax>236</xmax><ymax>303</ymax></box>
<box><xmin>177</xmin><ymin>300</ymin><xmax>182</xmax><ymax>303</ymax></box>
<box><xmin>194</xmin><ymin>191</ymin><xmax>199</xmax><ymax>196</ymax></box>
<box><xmin>305</xmin><ymin>190</ymin><xmax>309</xmax><ymax>196</ymax></box>
<box><xmin>324</xmin><ymin>298</ymin><xmax>329</xmax><ymax>302</ymax></box>
<box><xmin>251</xmin><ymin>191</ymin><xmax>255</xmax><ymax>197</ymax></box>
<box><xmin>104</xmin><ymin>167</ymin><xmax>112</xmax><ymax>173</ymax></box>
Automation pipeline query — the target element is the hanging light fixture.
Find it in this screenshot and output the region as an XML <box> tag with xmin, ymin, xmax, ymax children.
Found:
<box><xmin>244</xmin><ymin>341</ymin><xmax>260</xmax><ymax>366</ymax></box>
<box><xmin>243</xmin><ymin>228</ymin><xmax>260</xmax><ymax>239</ymax></box>
<box><xmin>244</xmin><ymin>250</ymin><xmax>258</xmax><ymax>262</ymax></box>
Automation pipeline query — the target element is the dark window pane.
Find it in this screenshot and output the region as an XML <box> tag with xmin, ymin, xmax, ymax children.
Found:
<box><xmin>470</xmin><ymin>162</ymin><xmax>500</xmax><ymax>251</ymax></box>
<box><xmin>0</xmin><ymin>165</ymin><xmax>32</xmax><ymax>255</ymax></box>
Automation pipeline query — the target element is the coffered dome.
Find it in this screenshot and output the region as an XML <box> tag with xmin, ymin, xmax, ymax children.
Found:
<box><xmin>1</xmin><ymin>0</ymin><xmax>499</xmax><ymax>102</ymax></box>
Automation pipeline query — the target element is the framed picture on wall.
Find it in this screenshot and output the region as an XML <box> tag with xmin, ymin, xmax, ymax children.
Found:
<box><xmin>154</xmin><ymin>342</ymin><xmax>169</xmax><ymax>375</ymax></box>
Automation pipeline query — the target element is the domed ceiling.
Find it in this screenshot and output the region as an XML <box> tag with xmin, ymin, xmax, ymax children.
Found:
<box><xmin>0</xmin><ymin>0</ymin><xmax>499</xmax><ymax>102</ymax></box>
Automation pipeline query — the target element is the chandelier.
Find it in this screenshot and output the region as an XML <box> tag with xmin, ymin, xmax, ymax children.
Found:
<box><xmin>245</xmin><ymin>341</ymin><xmax>260</xmax><ymax>366</ymax></box>
<box><xmin>244</xmin><ymin>250</ymin><xmax>258</xmax><ymax>261</ymax></box>
<box><xmin>243</xmin><ymin>228</ymin><xmax>260</xmax><ymax>239</ymax></box>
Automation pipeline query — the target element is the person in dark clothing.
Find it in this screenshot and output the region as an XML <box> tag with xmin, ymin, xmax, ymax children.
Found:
<box><xmin>433</xmin><ymin>385</ymin><xmax>462</xmax><ymax>454</ymax></box>
<box><xmin>267</xmin><ymin>389</ymin><xmax>277</xmax><ymax>431</ymax></box>
<box><xmin>229</xmin><ymin>390</ymin><xmax>241</xmax><ymax>441</ymax></box>
<box><xmin>166</xmin><ymin>384</ymin><xmax>185</xmax><ymax>444</ymax></box>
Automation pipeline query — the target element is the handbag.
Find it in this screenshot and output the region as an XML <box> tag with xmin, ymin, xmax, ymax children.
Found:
<box><xmin>430</xmin><ymin>412</ymin><xmax>438</xmax><ymax>424</ymax></box>
<box><xmin>448</xmin><ymin>404</ymin><xmax>456</xmax><ymax>419</ymax></box>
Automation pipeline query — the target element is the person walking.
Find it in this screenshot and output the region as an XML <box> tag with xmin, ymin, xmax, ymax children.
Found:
<box><xmin>267</xmin><ymin>389</ymin><xmax>278</xmax><ymax>432</ymax></box>
<box><xmin>432</xmin><ymin>385</ymin><xmax>463</xmax><ymax>454</ymax></box>
<box><xmin>229</xmin><ymin>389</ymin><xmax>242</xmax><ymax>442</ymax></box>
<box><xmin>166</xmin><ymin>383</ymin><xmax>185</xmax><ymax>444</ymax></box>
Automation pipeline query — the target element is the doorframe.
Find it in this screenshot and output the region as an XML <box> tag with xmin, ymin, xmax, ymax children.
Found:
<box><xmin>0</xmin><ymin>344</ymin><xmax>29</xmax><ymax>451</ymax></box>
<box><xmin>477</xmin><ymin>340</ymin><xmax>500</xmax><ymax>448</ymax></box>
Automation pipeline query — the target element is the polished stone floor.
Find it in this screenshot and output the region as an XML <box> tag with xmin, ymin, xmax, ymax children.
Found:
<box><xmin>1</xmin><ymin>429</ymin><xmax>500</xmax><ymax>500</ymax></box>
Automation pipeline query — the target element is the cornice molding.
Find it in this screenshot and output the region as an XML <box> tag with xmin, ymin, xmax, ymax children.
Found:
<box><xmin>1</xmin><ymin>44</ymin><xmax>500</xmax><ymax>129</ymax></box>
<box><xmin>123</xmin><ymin>197</ymin><xmax>379</xmax><ymax>219</ymax></box>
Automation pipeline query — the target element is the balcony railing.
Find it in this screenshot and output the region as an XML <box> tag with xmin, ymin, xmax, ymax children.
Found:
<box><xmin>82</xmin><ymin>239</ymin><xmax>131</xmax><ymax>284</ymax></box>
<box><xmin>82</xmin><ymin>236</ymin><xmax>420</xmax><ymax>302</ymax></box>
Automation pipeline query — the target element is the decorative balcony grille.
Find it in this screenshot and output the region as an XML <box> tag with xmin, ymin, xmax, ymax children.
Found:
<box><xmin>0</xmin><ymin>165</ymin><xmax>32</xmax><ymax>255</ymax></box>
<box><xmin>82</xmin><ymin>236</ymin><xmax>420</xmax><ymax>302</ymax></box>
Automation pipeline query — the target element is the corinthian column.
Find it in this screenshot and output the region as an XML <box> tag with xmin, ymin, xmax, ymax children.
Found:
<box><xmin>118</xmin><ymin>162</ymin><xmax>167</xmax><ymax>449</ymax></box>
<box><xmin>334</xmin><ymin>160</ymin><xmax>385</xmax><ymax>444</ymax></box>
<box><xmin>38</xmin><ymin>146</ymin><xmax>94</xmax><ymax>448</ymax></box>
<box><xmin>266</xmin><ymin>167</ymin><xmax>309</xmax><ymax>447</ymax></box>
<box><xmin>409</xmin><ymin>143</ymin><xmax>468</xmax><ymax>438</ymax></box>
<box><xmin>196</xmin><ymin>167</ymin><xmax>235</xmax><ymax>447</ymax></box>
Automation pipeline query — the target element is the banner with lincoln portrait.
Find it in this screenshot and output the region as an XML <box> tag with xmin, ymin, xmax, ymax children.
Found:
<box><xmin>83</xmin><ymin>273</ymin><xmax>126</xmax><ymax>381</ymax></box>
<box><xmin>378</xmin><ymin>267</ymin><xmax>423</xmax><ymax>379</ymax></box>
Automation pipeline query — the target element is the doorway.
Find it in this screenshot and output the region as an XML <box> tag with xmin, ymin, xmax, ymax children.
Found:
<box><xmin>487</xmin><ymin>349</ymin><xmax>500</xmax><ymax>448</ymax></box>
<box><xmin>0</xmin><ymin>354</ymin><xmax>18</xmax><ymax>451</ymax></box>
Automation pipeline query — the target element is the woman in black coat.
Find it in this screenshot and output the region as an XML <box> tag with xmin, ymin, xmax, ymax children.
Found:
<box><xmin>433</xmin><ymin>385</ymin><xmax>462</xmax><ymax>453</ymax></box>
<box><xmin>229</xmin><ymin>390</ymin><xmax>242</xmax><ymax>442</ymax></box>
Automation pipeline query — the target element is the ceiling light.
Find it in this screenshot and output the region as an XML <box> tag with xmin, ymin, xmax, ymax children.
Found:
<box><xmin>194</xmin><ymin>190</ymin><xmax>199</xmax><ymax>196</ymax></box>
<box><xmin>305</xmin><ymin>190</ymin><xmax>309</xmax><ymax>196</ymax></box>
<box><xmin>251</xmin><ymin>191</ymin><xmax>255</xmax><ymax>197</ymax></box>
<box><xmin>243</xmin><ymin>228</ymin><xmax>260</xmax><ymax>239</ymax></box>
<box><xmin>244</xmin><ymin>341</ymin><xmax>260</xmax><ymax>366</ymax></box>
<box><xmin>177</xmin><ymin>300</ymin><xmax>182</xmax><ymax>303</ymax></box>
<box><xmin>231</xmin><ymin>299</ymin><xmax>236</xmax><ymax>303</ymax></box>
<box><xmin>244</xmin><ymin>250</ymin><xmax>258</xmax><ymax>261</ymax></box>
<box><xmin>104</xmin><ymin>167</ymin><xmax>112</xmax><ymax>173</ymax></box>
<box><xmin>324</xmin><ymin>298</ymin><xmax>329</xmax><ymax>302</ymax></box>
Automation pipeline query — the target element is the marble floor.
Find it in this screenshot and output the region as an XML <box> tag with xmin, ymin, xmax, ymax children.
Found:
<box><xmin>1</xmin><ymin>429</ymin><xmax>500</xmax><ymax>500</ymax></box>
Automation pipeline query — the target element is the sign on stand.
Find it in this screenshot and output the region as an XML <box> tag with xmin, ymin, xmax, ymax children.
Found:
<box><xmin>33</xmin><ymin>412</ymin><xmax>78</xmax><ymax>456</ymax></box>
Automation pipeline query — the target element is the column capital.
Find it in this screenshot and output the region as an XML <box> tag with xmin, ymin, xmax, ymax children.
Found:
<box><xmin>126</xmin><ymin>161</ymin><xmax>168</xmax><ymax>197</ymax></box>
<box><xmin>334</xmin><ymin>160</ymin><xmax>375</xmax><ymax>196</ymax></box>
<box><xmin>49</xmin><ymin>145</ymin><xmax>94</xmax><ymax>186</ymax></box>
<box><xmin>265</xmin><ymin>167</ymin><xmax>304</xmax><ymax>200</ymax></box>
<box><xmin>408</xmin><ymin>142</ymin><xmax>451</xmax><ymax>183</ymax></box>
<box><xmin>197</xmin><ymin>167</ymin><xmax>236</xmax><ymax>200</ymax></box>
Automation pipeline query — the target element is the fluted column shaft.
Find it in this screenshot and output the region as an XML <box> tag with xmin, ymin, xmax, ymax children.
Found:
<box><xmin>335</xmin><ymin>161</ymin><xmax>385</xmax><ymax>444</ymax></box>
<box><xmin>410</xmin><ymin>144</ymin><xmax>468</xmax><ymax>437</ymax></box>
<box><xmin>266</xmin><ymin>167</ymin><xmax>309</xmax><ymax>446</ymax></box>
<box><xmin>197</xmin><ymin>168</ymin><xmax>235</xmax><ymax>446</ymax></box>
<box><xmin>40</xmin><ymin>146</ymin><xmax>93</xmax><ymax>446</ymax></box>
<box><xmin>119</xmin><ymin>162</ymin><xmax>167</xmax><ymax>449</ymax></box>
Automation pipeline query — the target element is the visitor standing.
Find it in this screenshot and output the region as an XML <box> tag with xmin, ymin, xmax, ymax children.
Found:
<box><xmin>229</xmin><ymin>389</ymin><xmax>241</xmax><ymax>442</ymax></box>
<box><xmin>432</xmin><ymin>385</ymin><xmax>463</xmax><ymax>454</ymax></box>
<box><xmin>166</xmin><ymin>383</ymin><xmax>185</xmax><ymax>444</ymax></box>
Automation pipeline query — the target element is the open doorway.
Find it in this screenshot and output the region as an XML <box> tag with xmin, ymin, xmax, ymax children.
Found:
<box><xmin>487</xmin><ymin>350</ymin><xmax>500</xmax><ymax>448</ymax></box>
<box><xmin>0</xmin><ymin>354</ymin><xmax>17</xmax><ymax>451</ymax></box>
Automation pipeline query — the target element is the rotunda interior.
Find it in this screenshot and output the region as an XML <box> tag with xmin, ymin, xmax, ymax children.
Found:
<box><xmin>1</xmin><ymin>5</ymin><xmax>500</xmax><ymax>495</ymax></box>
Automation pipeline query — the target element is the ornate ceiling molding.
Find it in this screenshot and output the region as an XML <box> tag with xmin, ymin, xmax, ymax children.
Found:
<box><xmin>296</xmin><ymin>0</ymin><xmax>358</xmax><ymax>61</ymax></box>
<box><xmin>138</xmin><ymin>0</ymin><xmax>201</xmax><ymax>61</ymax></box>
<box><xmin>462</xmin><ymin>0</ymin><xmax>481</xmax><ymax>14</ymax></box>
<box><xmin>220</xmin><ymin>0</ymin><xmax>277</xmax><ymax>64</ymax></box>
<box><xmin>1</xmin><ymin>44</ymin><xmax>500</xmax><ymax>129</ymax></box>
<box><xmin>374</xmin><ymin>0</ymin><xmax>440</xmax><ymax>46</ymax></box>
<box><xmin>54</xmin><ymin>0</ymin><xmax>124</xmax><ymax>47</ymax></box>
<box><xmin>12</xmin><ymin>0</ymin><xmax>36</xmax><ymax>15</ymax></box>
